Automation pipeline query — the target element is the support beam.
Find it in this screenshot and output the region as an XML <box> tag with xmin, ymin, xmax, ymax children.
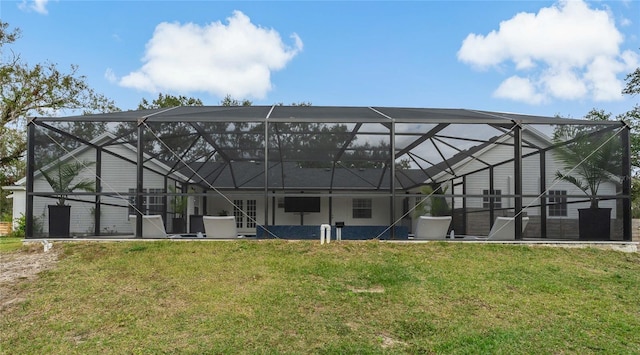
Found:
<box><xmin>514</xmin><ymin>122</ymin><xmax>523</xmax><ymax>240</ymax></box>
<box><xmin>390</xmin><ymin>120</ymin><xmax>396</xmax><ymax>239</ymax></box>
<box><xmin>264</xmin><ymin>119</ymin><xmax>270</xmax><ymax>231</ymax></box>
<box><xmin>94</xmin><ymin>148</ymin><xmax>102</xmax><ymax>236</ymax></box>
<box><xmin>394</xmin><ymin>123</ymin><xmax>450</xmax><ymax>160</ymax></box>
<box><xmin>136</xmin><ymin>121</ymin><xmax>144</xmax><ymax>238</ymax></box>
<box><xmin>462</xmin><ymin>176</ymin><xmax>467</xmax><ymax>235</ymax></box>
<box><xmin>489</xmin><ymin>167</ymin><xmax>495</xmax><ymax>227</ymax></box>
<box><xmin>26</xmin><ymin>118</ymin><xmax>36</xmax><ymax>238</ymax></box>
<box><xmin>621</xmin><ymin>125</ymin><xmax>632</xmax><ymax>241</ymax></box>
<box><xmin>539</xmin><ymin>151</ymin><xmax>547</xmax><ymax>238</ymax></box>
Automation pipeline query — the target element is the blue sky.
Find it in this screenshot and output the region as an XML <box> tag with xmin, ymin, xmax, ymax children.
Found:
<box><xmin>2</xmin><ymin>0</ymin><xmax>639</xmax><ymax>119</ymax></box>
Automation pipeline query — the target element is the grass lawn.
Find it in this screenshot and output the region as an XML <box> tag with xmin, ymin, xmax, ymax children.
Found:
<box><xmin>1</xmin><ymin>240</ymin><xmax>639</xmax><ymax>354</ymax></box>
<box><xmin>0</xmin><ymin>237</ymin><xmax>22</xmax><ymax>252</ymax></box>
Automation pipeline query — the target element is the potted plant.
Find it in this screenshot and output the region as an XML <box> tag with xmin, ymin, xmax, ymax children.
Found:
<box><xmin>413</xmin><ymin>184</ymin><xmax>451</xmax><ymax>217</ymax></box>
<box><xmin>553</xmin><ymin>122</ymin><xmax>621</xmax><ymax>240</ymax></box>
<box><xmin>413</xmin><ymin>184</ymin><xmax>450</xmax><ymax>233</ymax></box>
<box><xmin>41</xmin><ymin>161</ymin><xmax>95</xmax><ymax>237</ymax></box>
<box><xmin>169</xmin><ymin>185</ymin><xmax>188</xmax><ymax>233</ymax></box>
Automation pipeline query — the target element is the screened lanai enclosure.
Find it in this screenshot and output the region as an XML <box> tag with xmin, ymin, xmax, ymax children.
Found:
<box><xmin>22</xmin><ymin>106</ymin><xmax>632</xmax><ymax>241</ymax></box>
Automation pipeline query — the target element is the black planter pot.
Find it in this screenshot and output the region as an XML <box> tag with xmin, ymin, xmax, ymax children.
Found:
<box><xmin>189</xmin><ymin>215</ymin><xmax>204</xmax><ymax>233</ymax></box>
<box><xmin>48</xmin><ymin>205</ymin><xmax>71</xmax><ymax>237</ymax></box>
<box><xmin>172</xmin><ymin>217</ymin><xmax>186</xmax><ymax>233</ymax></box>
<box><xmin>578</xmin><ymin>208</ymin><xmax>611</xmax><ymax>241</ymax></box>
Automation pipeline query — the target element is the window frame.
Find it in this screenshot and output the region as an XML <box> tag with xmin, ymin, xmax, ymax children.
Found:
<box><xmin>482</xmin><ymin>189</ymin><xmax>502</xmax><ymax>209</ymax></box>
<box><xmin>352</xmin><ymin>198</ymin><xmax>372</xmax><ymax>219</ymax></box>
<box><xmin>548</xmin><ymin>190</ymin><xmax>568</xmax><ymax>217</ymax></box>
<box><xmin>128</xmin><ymin>188</ymin><xmax>164</xmax><ymax>216</ymax></box>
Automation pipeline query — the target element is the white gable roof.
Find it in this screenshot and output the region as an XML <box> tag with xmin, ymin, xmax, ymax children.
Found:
<box><xmin>13</xmin><ymin>132</ymin><xmax>192</xmax><ymax>187</ymax></box>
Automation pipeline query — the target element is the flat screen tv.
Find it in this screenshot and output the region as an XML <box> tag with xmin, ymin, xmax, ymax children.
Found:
<box><xmin>284</xmin><ymin>197</ymin><xmax>321</xmax><ymax>213</ymax></box>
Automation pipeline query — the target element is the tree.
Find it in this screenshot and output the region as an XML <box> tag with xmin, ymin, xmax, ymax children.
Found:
<box><xmin>276</xmin><ymin>101</ymin><xmax>312</xmax><ymax>106</ymax></box>
<box><xmin>0</xmin><ymin>21</ymin><xmax>118</xmax><ymax>219</ymax></box>
<box><xmin>1</xmin><ymin>23</ymin><xmax>118</xmax><ymax>126</ymax></box>
<box><xmin>137</xmin><ymin>93</ymin><xmax>203</xmax><ymax>109</ymax></box>
<box><xmin>621</xmin><ymin>62</ymin><xmax>640</xmax><ymax>173</ymax></box>
<box><xmin>622</xmin><ymin>60</ymin><xmax>640</xmax><ymax>217</ymax></box>
<box><xmin>117</xmin><ymin>93</ymin><xmax>258</xmax><ymax>166</ymax></box>
<box><xmin>220</xmin><ymin>94</ymin><xmax>252</xmax><ymax>107</ymax></box>
<box><xmin>41</xmin><ymin>161</ymin><xmax>96</xmax><ymax>206</ymax></box>
<box><xmin>623</xmin><ymin>67</ymin><xmax>640</xmax><ymax>96</ymax></box>
<box><xmin>553</xmin><ymin>108</ymin><xmax>621</xmax><ymax>209</ymax></box>
<box><xmin>619</xmin><ymin>105</ymin><xmax>640</xmax><ymax>173</ymax></box>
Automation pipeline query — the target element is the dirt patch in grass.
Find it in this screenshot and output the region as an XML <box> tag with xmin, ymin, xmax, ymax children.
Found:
<box><xmin>350</xmin><ymin>285</ymin><xmax>385</xmax><ymax>293</ymax></box>
<box><xmin>379</xmin><ymin>333</ymin><xmax>408</xmax><ymax>349</ymax></box>
<box><xmin>0</xmin><ymin>243</ymin><xmax>60</xmax><ymax>310</ymax></box>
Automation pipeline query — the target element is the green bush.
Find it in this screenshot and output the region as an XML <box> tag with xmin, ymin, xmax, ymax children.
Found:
<box><xmin>8</xmin><ymin>214</ymin><xmax>26</xmax><ymax>238</ymax></box>
<box><xmin>6</xmin><ymin>214</ymin><xmax>43</xmax><ymax>238</ymax></box>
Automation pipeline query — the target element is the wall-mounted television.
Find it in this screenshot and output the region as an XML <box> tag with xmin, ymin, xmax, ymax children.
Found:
<box><xmin>284</xmin><ymin>196</ymin><xmax>321</xmax><ymax>213</ymax></box>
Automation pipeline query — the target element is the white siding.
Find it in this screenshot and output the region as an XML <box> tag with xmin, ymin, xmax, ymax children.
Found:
<box><xmin>203</xmin><ymin>192</ymin><xmax>395</xmax><ymax>235</ymax></box>
<box><xmin>33</xmin><ymin>144</ymin><xmax>175</xmax><ymax>236</ymax></box>
<box><xmin>9</xmin><ymin>190</ymin><xmax>26</xmax><ymax>229</ymax></box>
<box><xmin>441</xmin><ymin>133</ymin><xmax>617</xmax><ymax>219</ymax></box>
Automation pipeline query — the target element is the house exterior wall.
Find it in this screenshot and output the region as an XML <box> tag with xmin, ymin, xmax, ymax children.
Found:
<box><xmin>447</xmin><ymin>134</ymin><xmax>617</xmax><ymax>219</ymax></box>
<box><xmin>420</xmin><ymin>131</ymin><xmax>621</xmax><ymax>239</ymax></box>
<box><xmin>32</xmin><ymin>145</ymin><xmax>174</xmax><ymax>236</ymax></box>
<box><xmin>97</xmin><ymin>153</ymin><xmax>169</xmax><ymax>235</ymax></box>
<box><xmin>204</xmin><ymin>192</ymin><xmax>395</xmax><ymax>235</ymax></box>
<box><xmin>9</xmin><ymin>189</ymin><xmax>26</xmax><ymax>230</ymax></box>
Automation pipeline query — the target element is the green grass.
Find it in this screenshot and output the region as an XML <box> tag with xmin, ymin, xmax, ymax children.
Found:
<box><xmin>0</xmin><ymin>237</ymin><xmax>22</xmax><ymax>252</ymax></box>
<box><xmin>1</xmin><ymin>240</ymin><xmax>639</xmax><ymax>354</ymax></box>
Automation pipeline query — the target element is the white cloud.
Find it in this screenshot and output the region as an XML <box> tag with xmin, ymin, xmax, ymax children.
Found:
<box><xmin>117</xmin><ymin>11</ymin><xmax>303</xmax><ymax>100</ymax></box>
<box><xmin>457</xmin><ymin>0</ymin><xmax>637</xmax><ymax>104</ymax></box>
<box><xmin>540</xmin><ymin>67</ymin><xmax>587</xmax><ymax>100</ymax></box>
<box><xmin>493</xmin><ymin>76</ymin><xmax>545</xmax><ymax>104</ymax></box>
<box><xmin>620</xmin><ymin>17</ymin><xmax>632</xmax><ymax>27</ymax></box>
<box><xmin>104</xmin><ymin>68</ymin><xmax>117</xmax><ymax>84</ymax></box>
<box><xmin>18</xmin><ymin>0</ymin><xmax>50</xmax><ymax>14</ymax></box>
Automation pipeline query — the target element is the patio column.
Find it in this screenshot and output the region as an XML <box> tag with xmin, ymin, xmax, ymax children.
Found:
<box><xmin>390</xmin><ymin>119</ymin><xmax>396</xmax><ymax>239</ymax></box>
<box><xmin>94</xmin><ymin>147</ymin><xmax>102</xmax><ymax>236</ymax></box>
<box><xmin>462</xmin><ymin>176</ymin><xmax>467</xmax><ymax>235</ymax></box>
<box><xmin>25</xmin><ymin>118</ymin><xmax>36</xmax><ymax>238</ymax></box>
<box><xmin>539</xmin><ymin>151</ymin><xmax>547</xmax><ymax>238</ymax></box>
<box><xmin>513</xmin><ymin>121</ymin><xmax>523</xmax><ymax>240</ymax></box>
<box><xmin>489</xmin><ymin>167</ymin><xmax>495</xmax><ymax>226</ymax></box>
<box><xmin>264</xmin><ymin>118</ymin><xmax>269</xmax><ymax>234</ymax></box>
<box><xmin>163</xmin><ymin>176</ymin><xmax>168</xmax><ymax>230</ymax></box>
<box><xmin>135</xmin><ymin>120</ymin><xmax>144</xmax><ymax>238</ymax></box>
<box><xmin>622</xmin><ymin>123</ymin><xmax>632</xmax><ymax>241</ymax></box>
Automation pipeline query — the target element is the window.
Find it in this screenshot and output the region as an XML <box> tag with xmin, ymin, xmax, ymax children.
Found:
<box><xmin>128</xmin><ymin>188</ymin><xmax>137</xmax><ymax>215</ymax></box>
<box><xmin>482</xmin><ymin>189</ymin><xmax>502</xmax><ymax>209</ymax></box>
<box><xmin>234</xmin><ymin>199</ymin><xmax>257</xmax><ymax>228</ymax></box>
<box><xmin>548</xmin><ymin>190</ymin><xmax>567</xmax><ymax>217</ymax></box>
<box><xmin>147</xmin><ymin>188</ymin><xmax>164</xmax><ymax>214</ymax></box>
<box><xmin>128</xmin><ymin>188</ymin><xmax>148</xmax><ymax>215</ymax></box>
<box><xmin>352</xmin><ymin>198</ymin><xmax>372</xmax><ymax>219</ymax></box>
<box><xmin>128</xmin><ymin>188</ymin><xmax>164</xmax><ymax>215</ymax></box>
<box><xmin>234</xmin><ymin>199</ymin><xmax>243</xmax><ymax>228</ymax></box>
<box><xmin>246</xmin><ymin>200</ymin><xmax>257</xmax><ymax>228</ymax></box>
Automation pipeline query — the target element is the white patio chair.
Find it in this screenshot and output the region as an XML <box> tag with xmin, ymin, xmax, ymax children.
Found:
<box><xmin>202</xmin><ymin>216</ymin><xmax>238</xmax><ymax>239</ymax></box>
<box><xmin>129</xmin><ymin>215</ymin><xmax>168</xmax><ymax>238</ymax></box>
<box><xmin>414</xmin><ymin>215</ymin><xmax>452</xmax><ymax>240</ymax></box>
<box><xmin>487</xmin><ymin>216</ymin><xmax>530</xmax><ymax>240</ymax></box>
<box><xmin>462</xmin><ymin>216</ymin><xmax>529</xmax><ymax>241</ymax></box>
